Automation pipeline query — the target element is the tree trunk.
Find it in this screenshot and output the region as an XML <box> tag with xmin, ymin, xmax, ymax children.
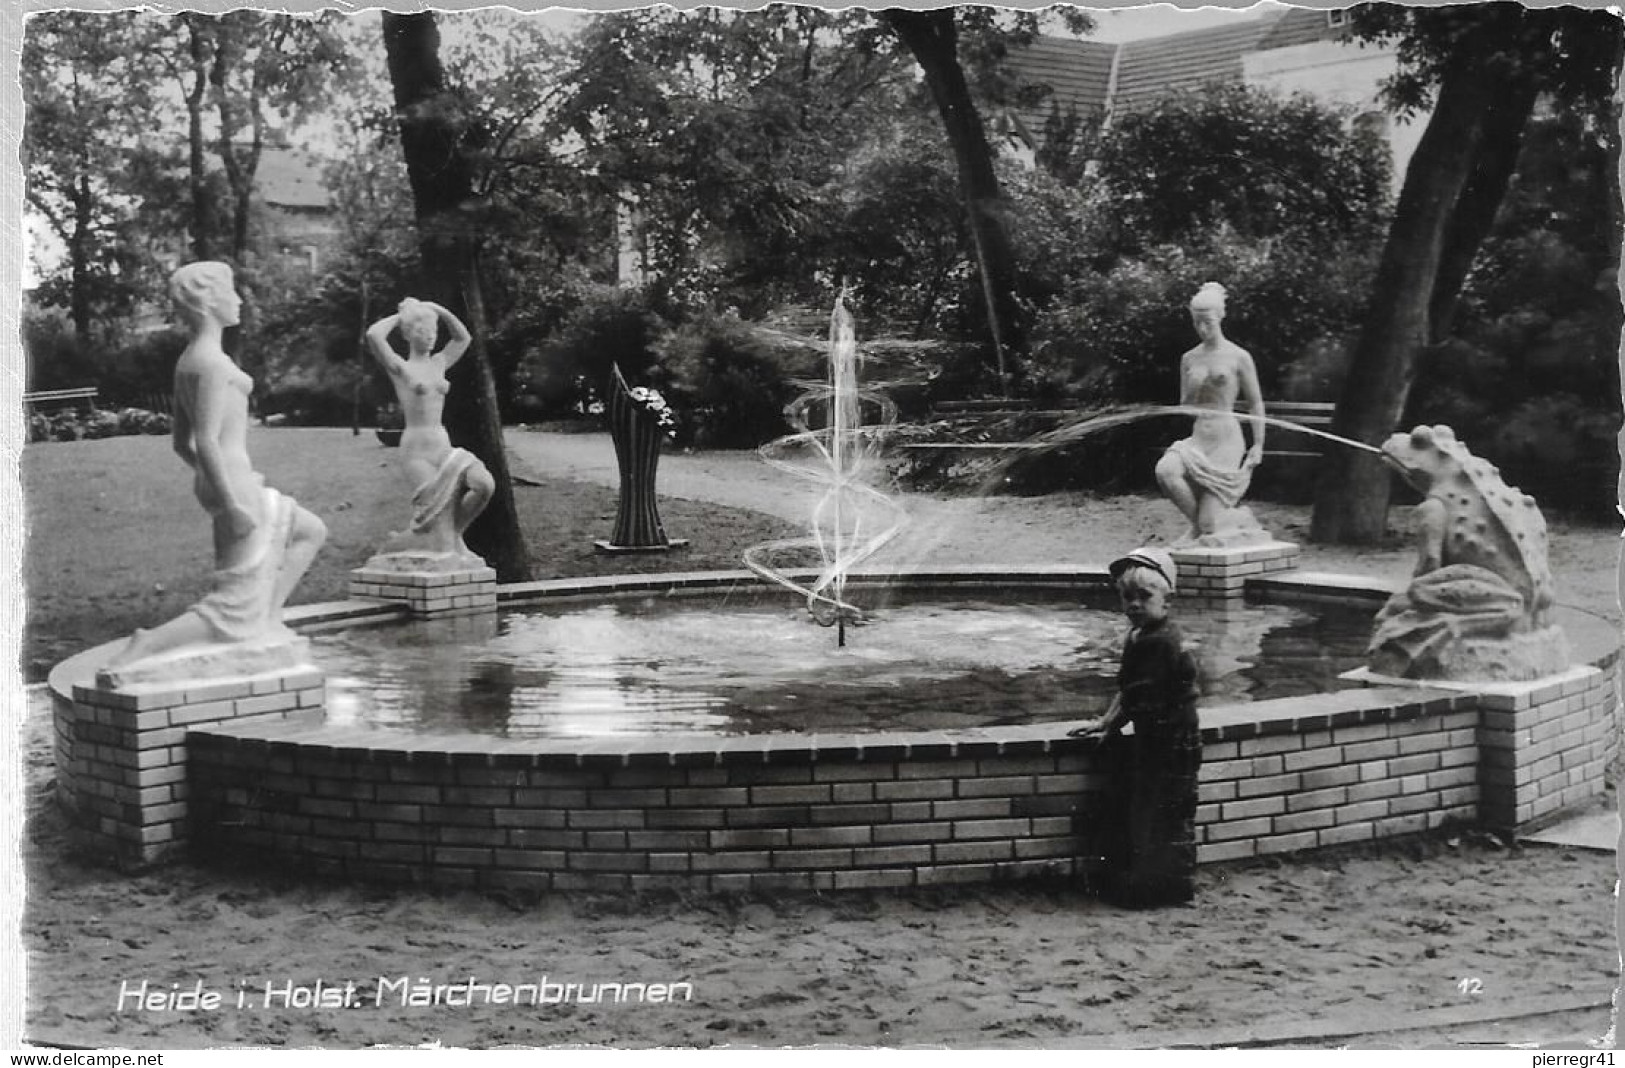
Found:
<box><xmin>1309</xmin><ymin>46</ymin><xmax>1513</xmax><ymax>544</ymax></box>
<box><xmin>69</xmin><ymin>177</ymin><xmax>93</xmax><ymax>345</ymax></box>
<box><xmin>208</xmin><ymin>23</ymin><xmax>264</xmax><ymax>366</ymax></box>
<box><xmin>882</xmin><ymin>8</ymin><xmax>1026</xmax><ymax>388</ymax></box>
<box><xmin>382</xmin><ymin>11</ymin><xmax>531</xmax><ymax>582</ymax></box>
<box><xmin>1426</xmin><ymin>77</ymin><xmax>1539</xmax><ymax>341</ymax></box>
<box><xmin>181</xmin><ymin>14</ymin><xmax>214</xmax><ymax>261</ymax></box>
<box><xmin>209</xmin><ymin>27</ymin><xmax>260</xmax><ymax>264</ymax></box>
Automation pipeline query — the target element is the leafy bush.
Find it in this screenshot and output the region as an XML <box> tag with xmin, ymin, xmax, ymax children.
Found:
<box><xmin>115</xmin><ymin>407</ymin><xmax>172</xmax><ymax>435</ymax></box>
<box><xmin>514</xmin><ymin>285</ymin><xmax>670</xmax><ymax>419</ymax></box>
<box><xmin>655</xmin><ymin>314</ymin><xmax>799</xmax><ymax>449</ymax></box>
<box><xmin>1092</xmin><ymin>83</ymin><xmax>1391</xmax><ymax>254</ymax></box>
<box><xmin>22</xmin><ymin>310</ymin><xmax>99</xmax><ymax>394</ymax></box>
<box><xmin>80</xmin><ymin>410</ymin><xmax>122</xmax><ymax>440</ymax></box>
<box><xmin>823</xmin><ymin>118</ymin><xmax>972</xmax><ymax>336</ymax></box>
<box><xmin>255</xmin><ymin>387</ymin><xmax>355</xmax><ymax>427</ymax></box>
<box><xmin>1025</xmin><ymin>229</ymin><xmax>1378</xmax><ymax>408</ymax></box>
<box><xmin>27</xmin><ymin>406</ymin><xmax>170</xmax><ymax>444</ymax></box>
<box><xmin>28</xmin><ymin>412</ymin><xmax>77</xmax><ymax>443</ymax></box>
<box><xmin>100</xmin><ymin>328</ymin><xmax>191</xmax><ymax>400</ymax></box>
<box><xmin>1491</xmin><ymin>394</ymin><xmax>1616</xmax><ymax>517</ymax></box>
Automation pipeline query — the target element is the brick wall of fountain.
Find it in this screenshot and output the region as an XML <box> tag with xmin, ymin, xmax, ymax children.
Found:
<box><xmin>53</xmin><ymin>570</ymin><xmax>1619</xmax><ymax>885</ymax></box>
<box><xmin>174</xmin><ymin>642</ymin><xmax>1616</xmax><ymax>892</ymax></box>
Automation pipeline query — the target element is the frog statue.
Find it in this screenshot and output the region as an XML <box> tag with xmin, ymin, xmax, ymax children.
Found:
<box><xmin>1367</xmin><ymin>424</ymin><xmax>1570</xmax><ymax>681</ymax></box>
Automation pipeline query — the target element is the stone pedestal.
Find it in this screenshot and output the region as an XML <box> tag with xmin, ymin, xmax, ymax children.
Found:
<box><xmin>1170</xmin><ymin>540</ymin><xmax>1300</xmax><ymax>604</ymax></box>
<box><xmin>349</xmin><ymin>555</ymin><xmax>497</xmax><ymax>618</ymax></box>
<box><xmin>53</xmin><ymin>649</ymin><xmax>325</xmax><ymax>869</ymax></box>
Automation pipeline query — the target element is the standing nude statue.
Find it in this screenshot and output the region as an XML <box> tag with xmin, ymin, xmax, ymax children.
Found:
<box><xmin>102</xmin><ymin>261</ymin><xmax>327</xmax><ymax>673</ymax></box>
<box><xmin>365</xmin><ymin>298</ymin><xmax>495</xmax><ymax>559</ymax></box>
<box><xmin>1154</xmin><ymin>282</ymin><xmax>1267</xmax><ymax>545</ymax></box>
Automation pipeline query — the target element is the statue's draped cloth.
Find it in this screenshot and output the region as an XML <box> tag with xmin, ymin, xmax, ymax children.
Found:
<box><xmin>410</xmin><ymin>447</ymin><xmax>478</xmax><ymax>534</ymax></box>
<box><xmin>1163</xmin><ymin>438</ymin><xmax>1253</xmax><ymax>510</ymax></box>
<box><xmin>191</xmin><ymin>485</ymin><xmax>295</xmax><ymax>641</ymax></box>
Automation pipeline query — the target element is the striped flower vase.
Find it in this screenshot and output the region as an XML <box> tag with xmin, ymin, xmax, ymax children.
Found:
<box><xmin>595</xmin><ymin>365</ymin><xmax>687</xmax><ymax>553</ymax></box>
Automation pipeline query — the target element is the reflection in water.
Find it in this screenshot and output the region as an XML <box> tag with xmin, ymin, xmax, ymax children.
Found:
<box><xmin>311</xmin><ymin>593</ymin><xmax>1374</xmax><ymax>739</ymax></box>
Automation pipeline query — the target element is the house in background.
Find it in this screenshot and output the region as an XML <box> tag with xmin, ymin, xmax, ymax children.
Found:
<box><xmin>1005</xmin><ymin>8</ymin><xmax>1420</xmax><ymax>188</ymax></box>
<box><xmin>143</xmin><ymin>134</ymin><xmax>340</xmax><ymax>285</ymax></box>
<box><xmin>128</xmin><ymin>137</ymin><xmax>341</xmax><ymax>336</ymax></box>
<box><xmin>253</xmin><ymin>140</ymin><xmax>341</xmax><ymax>275</ymax></box>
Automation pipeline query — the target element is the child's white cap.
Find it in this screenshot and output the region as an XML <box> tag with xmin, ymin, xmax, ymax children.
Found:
<box><xmin>1108</xmin><ymin>547</ymin><xmax>1177</xmax><ymax>592</ymax></box>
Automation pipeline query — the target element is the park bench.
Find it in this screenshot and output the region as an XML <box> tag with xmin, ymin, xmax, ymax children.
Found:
<box><xmin>23</xmin><ymin>386</ymin><xmax>99</xmax><ymax>413</ymax></box>
<box><xmin>1250</xmin><ymin>400</ymin><xmax>1336</xmax><ymax>460</ymax></box>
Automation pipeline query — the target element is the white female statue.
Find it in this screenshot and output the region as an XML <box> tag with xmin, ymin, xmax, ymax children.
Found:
<box><xmin>365</xmin><ymin>297</ymin><xmax>495</xmax><ymax>560</ymax></box>
<box><xmin>1154</xmin><ymin>282</ymin><xmax>1267</xmax><ymax>545</ymax></box>
<box><xmin>102</xmin><ymin>261</ymin><xmax>327</xmax><ymax>675</ymax></box>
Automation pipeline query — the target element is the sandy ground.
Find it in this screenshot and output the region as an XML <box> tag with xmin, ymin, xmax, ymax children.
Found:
<box><xmin>17</xmin><ymin>429</ymin><xmax>1623</xmax><ymax>1051</ymax></box>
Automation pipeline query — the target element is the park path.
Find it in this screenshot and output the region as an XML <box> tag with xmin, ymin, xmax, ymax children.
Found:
<box><xmin>502</xmin><ymin>428</ymin><xmax>1175</xmax><ymax>571</ymax></box>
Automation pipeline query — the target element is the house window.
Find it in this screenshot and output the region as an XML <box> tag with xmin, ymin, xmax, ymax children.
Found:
<box><xmin>1327</xmin><ymin>9</ymin><xmax>1350</xmax><ymax>28</ymax></box>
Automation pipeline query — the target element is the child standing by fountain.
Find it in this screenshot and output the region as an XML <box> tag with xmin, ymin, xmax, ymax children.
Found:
<box><xmin>1074</xmin><ymin>548</ymin><xmax>1203</xmax><ymax>908</ymax></box>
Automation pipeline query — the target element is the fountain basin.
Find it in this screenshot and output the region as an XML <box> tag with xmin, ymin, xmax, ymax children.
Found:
<box><xmin>50</xmin><ymin>567</ymin><xmax>1619</xmax><ymax>889</ymax></box>
<box><xmin>308</xmin><ymin>580</ymin><xmax>1380</xmax><ymax>737</ymax></box>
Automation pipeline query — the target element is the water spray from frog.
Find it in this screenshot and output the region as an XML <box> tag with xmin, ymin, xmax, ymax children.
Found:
<box><xmin>744</xmin><ymin>288</ymin><xmax>907</xmax><ymax>646</ymax></box>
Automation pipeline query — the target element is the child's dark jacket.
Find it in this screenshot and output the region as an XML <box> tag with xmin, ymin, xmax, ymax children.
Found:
<box><xmin>1118</xmin><ymin>617</ymin><xmax>1199</xmax><ymax>736</ymax></box>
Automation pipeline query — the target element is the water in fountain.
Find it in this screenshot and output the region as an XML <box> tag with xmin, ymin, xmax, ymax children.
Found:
<box><xmin>312</xmin><ymin>587</ymin><xmax>1377</xmax><ymax>737</ymax></box>
<box><xmin>743</xmin><ymin>292</ymin><xmax>906</xmax><ymax>644</ymax></box>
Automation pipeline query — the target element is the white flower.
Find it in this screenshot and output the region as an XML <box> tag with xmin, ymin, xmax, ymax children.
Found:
<box><xmin>628</xmin><ymin>385</ymin><xmax>677</xmax><ymax>437</ymax></box>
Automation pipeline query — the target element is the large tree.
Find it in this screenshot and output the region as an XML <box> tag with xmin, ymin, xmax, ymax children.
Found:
<box><xmin>878</xmin><ymin>7</ymin><xmax>1094</xmax><ymax>387</ymax></box>
<box><xmin>1310</xmin><ymin>2</ymin><xmax>1622</xmax><ymax>543</ymax></box>
<box><xmin>380</xmin><ymin>11</ymin><xmax>531</xmax><ymax>582</ymax></box>
<box><xmin>22</xmin><ymin>12</ymin><xmax>165</xmax><ymax>346</ymax></box>
<box><xmin>881</xmin><ymin>8</ymin><xmax>1023</xmax><ymax>385</ymax></box>
<box><xmin>202</xmin><ymin>11</ymin><xmax>353</xmax><ymax>263</ymax></box>
<box><xmin>548</xmin><ymin>7</ymin><xmax>915</xmax><ymax>314</ymax></box>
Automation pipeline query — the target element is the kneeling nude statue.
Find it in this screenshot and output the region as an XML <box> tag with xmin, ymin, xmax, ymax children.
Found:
<box><xmin>100</xmin><ymin>262</ymin><xmax>327</xmax><ymax>684</ymax></box>
<box><xmin>365</xmin><ymin>297</ymin><xmax>495</xmax><ymax>564</ymax></box>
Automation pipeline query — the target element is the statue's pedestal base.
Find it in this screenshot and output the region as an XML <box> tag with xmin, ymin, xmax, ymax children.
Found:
<box><xmin>349</xmin><ymin>554</ymin><xmax>497</xmax><ymax>618</ymax></box>
<box><xmin>94</xmin><ymin>630</ymin><xmax>309</xmax><ymax>690</ymax></box>
<box><xmin>1372</xmin><ymin>625</ymin><xmax>1574</xmax><ymax>684</ymax></box>
<box><xmin>593</xmin><ymin>538</ymin><xmax>690</xmax><ymax>555</ymax></box>
<box><xmin>55</xmin><ymin>648</ymin><xmax>325</xmax><ymax>869</ymax></box>
<box><xmin>1170</xmin><ymin>540</ymin><xmax>1300</xmax><ymax>604</ymax></box>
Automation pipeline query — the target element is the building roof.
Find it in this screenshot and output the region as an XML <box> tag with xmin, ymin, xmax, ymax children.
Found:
<box><xmin>1112</xmin><ymin>16</ymin><xmax>1284</xmax><ymax>114</ymax></box>
<box><xmin>1006</xmin><ymin>9</ymin><xmax>1348</xmax><ymax>144</ymax></box>
<box><xmin>1006</xmin><ymin>35</ymin><xmax>1117</xmax><ymax>144</ymax></box>
<box><xmin>1256</xmin><ymin>7</ymin><xmax>1353</xmax><ymax>52</ymax></box>
<box><xmin>255</xmin><ymin>145</ymin><xmax>330</xmax><ymax>210</ymax></box>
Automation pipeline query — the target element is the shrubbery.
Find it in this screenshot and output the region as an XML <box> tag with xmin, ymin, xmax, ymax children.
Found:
<box><xmin>655</xmin><ymin>313</ymin><xmax>801</xmax><ymax>449</ymax></box>
<box><xmin>29</xmin><ymin>406</ymin><xmax>170</xmax><ymax>444</ymax></box>
<box><xmin>513</xmin><ymin>285</ymin><xmax>669</xmax><ymax>420</ymax></box>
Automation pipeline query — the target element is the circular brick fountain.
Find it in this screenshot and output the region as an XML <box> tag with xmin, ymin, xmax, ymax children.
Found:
<box><xmin>49</xmin><ymin>565</ymin><xmax>1618</xmax><ymax>891</ymax></box>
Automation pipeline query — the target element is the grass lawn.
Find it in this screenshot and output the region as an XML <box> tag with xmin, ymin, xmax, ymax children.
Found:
<box><xmin>20</xmin><ymin>428</ymin><xmax>800</xmax><ymax>680</ymax></box>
